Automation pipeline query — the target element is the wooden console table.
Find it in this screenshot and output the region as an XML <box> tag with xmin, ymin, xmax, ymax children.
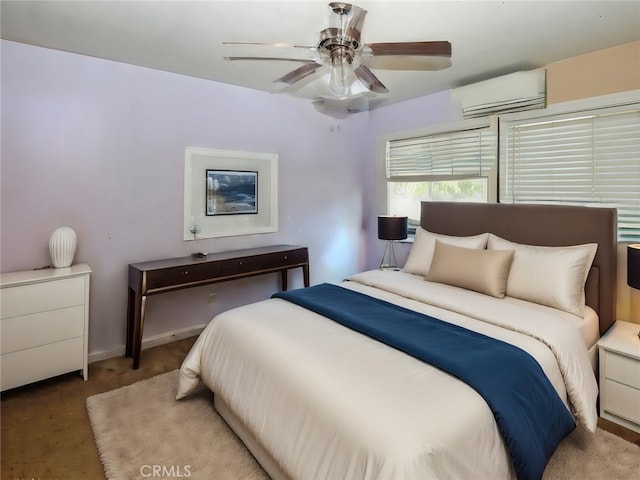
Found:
<box><xmin>126</xmin><ymin>245</ymin><xmax>309</xmax><ymax>369</ymax></box>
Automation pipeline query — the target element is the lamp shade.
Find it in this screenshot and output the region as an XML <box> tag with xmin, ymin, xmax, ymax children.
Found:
<box><xmin>378</xmin><ymin>216</ymin><xmax>408</xmax><ymax>241</ymax></box>
<box><xmin>628</xmin><ymin>244</ymin><xmax>640</xmax><ymax>290</ymax></box>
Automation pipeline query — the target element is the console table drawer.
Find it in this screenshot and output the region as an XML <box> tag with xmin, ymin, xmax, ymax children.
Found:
<box><xmin>220</xmin><ymin>249</ymin><xmax>308</xmax><ymax>276</ymax></box>
<box><xmin>220</xmin><ymin>256</ymin><xmax>259</xmax><ymax>275</ymax></box>
<box><xmin>259</xmin><ymin>248</ymin><xmax>308</xmax><ymax>267</ymax></box>
<box><xmin>145</xmin><ymin>262</ymin><xmax>221</xmax><ymax>290</ymax></box>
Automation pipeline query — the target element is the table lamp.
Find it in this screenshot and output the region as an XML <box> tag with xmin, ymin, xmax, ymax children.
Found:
<box><xmin>378</xmin><ymin>216</ymin><xmax>408</xmax><ymax>270</ymax></box>
<box><xmin>628</xmin><ymin>244</ymin><xmax>640</xmax><ymax>338</ymax></box>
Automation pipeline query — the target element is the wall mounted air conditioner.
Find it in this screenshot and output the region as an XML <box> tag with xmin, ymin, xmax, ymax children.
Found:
<box><xmin>452</xmin><ymin>69</ymin><xmax>546</xmax><ymax>119</ymax></box>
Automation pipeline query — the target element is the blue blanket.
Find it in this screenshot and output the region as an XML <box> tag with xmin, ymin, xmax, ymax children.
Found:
<box><xmin>273</xmin><ymin>283</ymin><xmax>575</xmax><ymax>480</ymax></box>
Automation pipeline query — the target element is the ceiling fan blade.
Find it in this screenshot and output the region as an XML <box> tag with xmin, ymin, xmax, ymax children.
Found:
<box><xmin>223</xmin><ymin>41</ymin><xmax>315</xmax><ymax>50</ymax></box>
<box><xmin>275</xmin><ymin>62</ymin><xmax>324</xmax><ymax>85</ymax></box>
<box><xmin>353</xmin><ymin>65</ymin><xmax>388</xmax><ymax>94</ymax></box>
<box><xmin>361</xmin><ymin>55</ymin><xmax>452</xmax><ymax>71</ymax></box>
<box><xmin>366</xmin><ymin>41</ymin><xmax>452</xmax><ymax>57</ymax></box>
<box><xmin>225</xmin><ymin>56</ymin><xmax>314</xmax><ymax>63</ymax></box>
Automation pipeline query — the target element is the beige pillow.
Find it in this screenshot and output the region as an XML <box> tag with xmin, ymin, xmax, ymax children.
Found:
<box><xmin>403</xmin><ymin>227</ymin><xmax>489</xmax><ymax>277</ymax></box>
<box><xmin>487</xmin><ymin>234</ymin><xmax>597</xmax><ymax>316</ymax></box>
<box><xmin>426</xmin><ymin>240</ymin><xmax>515</xmax><ymax>298</ymax></box>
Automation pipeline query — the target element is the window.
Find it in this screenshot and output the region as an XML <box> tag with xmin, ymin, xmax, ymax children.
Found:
<box><xmin>384</xmin><ymin>118</ymin><xmax>497</xmax><ymax>229</ymax></box>
<box><xmin>387</xmin><ymin>179</ymin><xmax>487</xmax><ymax>226</ymax></box>
<box><xmin>500</xmin><ymin>95</ymin><xmax>640</xmax><ymax>241</ymax></box>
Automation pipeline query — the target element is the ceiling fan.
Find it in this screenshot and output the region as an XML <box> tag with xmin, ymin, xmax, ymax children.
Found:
<box><xmin>224</xmin><ymin>2</ymin><xmax>452</xmax><ymax>106</ymax></box>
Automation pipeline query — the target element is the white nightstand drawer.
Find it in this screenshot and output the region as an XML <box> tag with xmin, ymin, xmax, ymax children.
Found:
<box><xmin>602</xmin><ymin>379</ymin><xmax>640</xmax><ymax>424</ymax></box>
<box><xmin>0</xmin><ymin>337</ymin><xmax>84</xmax><ymax>391</ymax></box>
<box><xmin>1</xmin><ymin>305</ymin><xmax>85</xmax><ymax>354</ymax></box>
<box><xmin>1</xmin><ymin>276</ymin><xmax>85</xmax><ymax>318</ymax></box>
<box><xmin>604</xmin><ymin>351</ymin><xmax>640</xmax><ymax>389</ymax></box>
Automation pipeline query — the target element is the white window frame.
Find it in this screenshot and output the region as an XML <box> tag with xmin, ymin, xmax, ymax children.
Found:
<box><xmin>376</xmin><ymin>117</ymin><xmax>498</xmax><ymax>227</ymax></box>
<box><xmin>499</xmin><ymin>90</ymin><xmax>640</xmax><ymax>241</ymax></box>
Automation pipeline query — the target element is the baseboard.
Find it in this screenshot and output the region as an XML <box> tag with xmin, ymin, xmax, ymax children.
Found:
<box><xmin>88</xmin><ymin>325</ymin><xmax>206</xmax><ymax>364</ymax></box>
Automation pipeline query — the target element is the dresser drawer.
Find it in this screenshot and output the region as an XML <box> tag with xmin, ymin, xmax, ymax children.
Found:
<box><xmin>603</xmin><ymin>379</ymin><xmax>640</xmax><ymax>424</ymax></box>
<box><xmin>604</xmin><ymin>351</ymin><xmax>640</xmax><ymax>389</ymax></box>
<box><xmin>1</xmin><ymin>276</ymin><xmax>85</xmax><ymax>319</ymax></box>
<box><xmin>1</xmin><ymin>337</ymin><xmax>84</xmax><ymax>391</ymax></box>
<box><xmin>1</xmin><ymin>305</ymin><xmax>85</xmax><ymax>354</ymax></box>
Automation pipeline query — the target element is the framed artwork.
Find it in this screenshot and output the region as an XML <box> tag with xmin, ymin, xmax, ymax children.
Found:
<box><xmin>206</xmin><ymin>170</ymin><xmax>258</xmax><ymax>216</ymax></box>
<box><xmin>184</xmin><ymin>148</ymin><xmax>278</xmax><ymax>240</ymax></box>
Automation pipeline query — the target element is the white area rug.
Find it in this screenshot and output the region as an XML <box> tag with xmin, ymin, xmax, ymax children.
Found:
<box><xmin>87</xmin><ymin>370</ymin><xmax>639</xmax><ymax>480</ymax></box>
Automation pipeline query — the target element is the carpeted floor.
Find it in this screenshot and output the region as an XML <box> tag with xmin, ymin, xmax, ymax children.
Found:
<box><xmin>1</xmin><ymin>336</ymin><xmax>198</xmax><ymax>480</ymax></box>
<box><xmin>87</xmin><ymin>370</ymin><xmax>640</xmax><ymax>480</ymax></box>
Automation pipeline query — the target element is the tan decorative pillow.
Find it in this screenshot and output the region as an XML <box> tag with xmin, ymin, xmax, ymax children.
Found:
<box><xmin>487</xmin><ymin>234</ymin><xmax>597</xmax><ymax>316</ymax></box>
<box><xmin>426</xmin><ymin>240</ymin><xmax>515</xmax><ymax>298</ymax></box>
<box><xmin>403</xmin><ymin>227</ymin><xmax>489</xmax><ymax>277</ymax></box>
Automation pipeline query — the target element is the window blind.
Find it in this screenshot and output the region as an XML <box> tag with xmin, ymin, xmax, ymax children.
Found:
<box><xmin>386</xmin><ymin>125</ymin><xmax>497</xmax><ymax>181</ymax></box>
<box><xmin>501</xmin><ymin>107</ymin><xmax>640</xmax><ymax>241</ymax></box>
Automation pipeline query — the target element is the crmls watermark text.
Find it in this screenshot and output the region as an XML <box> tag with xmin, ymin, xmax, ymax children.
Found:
<box><xmin>139</xmin><ymin>464</ymin><xmax>192</xmax><ymax>478</ymax></box>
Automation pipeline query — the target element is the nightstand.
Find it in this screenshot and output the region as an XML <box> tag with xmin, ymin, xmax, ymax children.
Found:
<box><xmin>597</xmin><ymin>320</ymin><xmax>640</xmax><ymax>434</ymax></box>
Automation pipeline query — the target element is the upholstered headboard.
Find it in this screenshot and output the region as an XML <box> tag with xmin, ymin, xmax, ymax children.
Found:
<box><xmin>420</xmin><ymin>202</ymin><xmax>617</xmax><ymax>335</ymax></box>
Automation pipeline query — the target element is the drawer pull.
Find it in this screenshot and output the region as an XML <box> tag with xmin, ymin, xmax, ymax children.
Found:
<box><xmin>183</xmin><ymin>270</ymin><xmax>189</xmax><ymax>275</ymax></box>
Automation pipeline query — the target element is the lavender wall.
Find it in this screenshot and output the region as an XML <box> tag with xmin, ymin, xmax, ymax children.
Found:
<box><xmin>0</xmin><ymin>40</ymin><xmax>456</xmax><ymax>357</ymax></box>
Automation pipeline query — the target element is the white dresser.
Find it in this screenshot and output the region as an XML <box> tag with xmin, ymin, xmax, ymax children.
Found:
<box><xmin>597</xmin><ymin>320</ymin><xmax>640</xmax><ymax>434</ymax></box>
<box><xmin>0</xmin><ymin>264</ymin><xmax>91</xmax><ymax>391</ymax></box>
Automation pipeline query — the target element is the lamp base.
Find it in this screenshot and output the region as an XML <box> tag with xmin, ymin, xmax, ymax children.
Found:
<box><xmin>630</xmin><ymin>287</ymin><xmax>640</xmax><ymax>338</ymax></box>
<box><xmin>379</xmin><ymin>240</ymin><xmax>401</xmax><ymax>271</ymax></box>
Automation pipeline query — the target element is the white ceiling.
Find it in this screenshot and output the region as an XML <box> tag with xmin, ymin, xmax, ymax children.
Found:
<box><xmin>2</xmin><ymin>1</ymin><xmax>639</xmax><ymax>112</ymax></box>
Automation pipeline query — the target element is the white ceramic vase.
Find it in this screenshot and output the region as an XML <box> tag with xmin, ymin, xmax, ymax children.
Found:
<box><xmin>49</xmin><ymin>227</ymin><xmax>77</xmax><ymax>268</ymax></box>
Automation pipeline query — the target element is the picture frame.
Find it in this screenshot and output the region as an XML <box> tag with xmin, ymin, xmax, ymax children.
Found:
<box><xmin>205</xmin><ymin>169</ymin><xmax>258</xmax><ymax>216</ymax></box>
<box><xmin>184</xmin><ymin>148</ymin><xmax>278</xmax><ymax>240</ymax></box>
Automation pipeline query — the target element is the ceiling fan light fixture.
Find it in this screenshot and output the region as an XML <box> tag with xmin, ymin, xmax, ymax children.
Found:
<box><xmin>319</xmin><ymin>76</ymin><xmax>368</xmax><ymax>100</ymax></box>
<box><xmin>328</xmin><ymin>49</ymin><xmax>353</xmax><ymax>97</ymax></box>
<box><xmin>328</xmin><ymin>66</ymin><xmax>348</xmax><ymax>97</ymax></box>
<box><xmin>223</xmin><ymin>2</ymin><xmax>452</xmax><ymax>112</ymax></box>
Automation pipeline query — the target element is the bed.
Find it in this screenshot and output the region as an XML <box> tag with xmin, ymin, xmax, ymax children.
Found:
<box><xmin>177</xmin><ymin>202</ymin><xmax>617</xmax><ymax>480</ymax></box>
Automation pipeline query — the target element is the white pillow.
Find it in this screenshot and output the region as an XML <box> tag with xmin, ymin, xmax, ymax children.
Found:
<box><xmin>403</xmin><ymin>227</ymin><xmax>489</xmax><ymax>277</ymax></box>
<box><xmin>487</xmin><ymin>234</ymin><xmax>597</xmax><ymax>316</ymax></box>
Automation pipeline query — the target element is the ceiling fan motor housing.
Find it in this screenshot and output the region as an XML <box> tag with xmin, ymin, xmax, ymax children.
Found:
<box><xmin>329</xmin><ymin>2</ymin><xmax>353</xmax><ymax>16</ymax></box>
<box><xmin>319</xmin><ymin>28</ymin><xmax>358</xmax><ymax>65</ymax></box>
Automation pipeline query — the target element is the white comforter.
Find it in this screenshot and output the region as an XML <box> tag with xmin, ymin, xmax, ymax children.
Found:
<box><xmin>178</xmin><ymin>270</ymin><xmax>598</xmax><ymax>480</ymax></box>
